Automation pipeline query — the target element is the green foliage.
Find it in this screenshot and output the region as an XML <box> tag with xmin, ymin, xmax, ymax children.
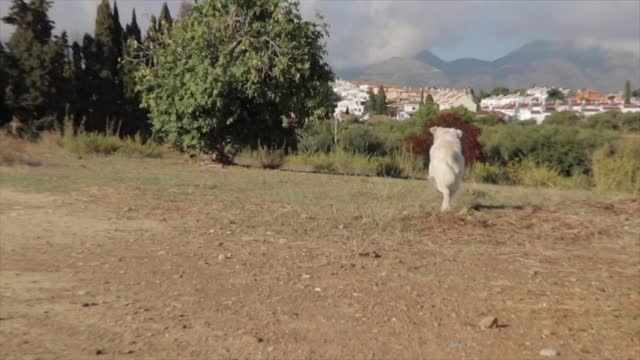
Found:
<box><xmin>375</xmin><ymin>85</ymin><xmax>388</xmax><ymax>115</ymax></box>
<box><xmin>135</xmin><ymin>0</ymin><xmax>335</xmax><ymax>162</ymax></box>
<box><xmin>64</xmin><ymin>123</ymin><xmax>163</xmax><ymax>158</ymax></box>
<box><xmin>375</xmin><ymin>157</ymin><xmax>403</xmax><ymax>178</ymax></box>
<box><xmin>480</xmin><ymin>124</ymin><xmax>618</xmax><ymax>176</ymax></box>
<box><xmin>467</xmin><ymin>162</ymin><xmax>511</xmax><ymax>185</ymax></box>
<box><xmin>491</xmin><ymin>86</ymin><xmax>510</xmax><ymax>96</ymax></box>
<box><xmin>2</xmin><ymin>0</ymin><xmax>65</xmax><ymax>129</ymax></box>
<box><xmin>592</xmin><ymin>139</ymin><xmax>640</xmax><ymax>194</ymax></box>
<box><xmin>298</xmin><ymin>120</ymin><xmax>334</xmax><ymax>153</ymax></box>
<box><xmin>158</xmin><ymin>2</ymin><xmax>173</xmax><ymax>33</ymax></box>
<box><xmin>624</xmin><ymin>80</ymin><xmax>632</xmax><ymax>105</ymax></box>
<box><xmin>584</xmin><ymin>111</ymin><xmax>640</xmax><ymax>132</ymax></box>
<box><xmin>546</xmin><ymin>88</ymin><xmax>565</xmax><ymax>101</ymax></box>
<box><xmin>543</xmin><ymin>111</ymin><xmax>583</xmax><ymax>126</ymax></box>
<box><xmin>338</xmin><ymin>125</ymin><xmax>386</xmax><ymax>156</ymax></box>
<box><xmin>251</xmin><ymin>144</ymin><xmax>287</xmax><ymax>169</ymax></box>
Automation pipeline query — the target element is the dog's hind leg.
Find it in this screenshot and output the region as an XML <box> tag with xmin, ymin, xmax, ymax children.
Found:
<box><xmin>440</xmin><ymin>188</ymin><xmax>451</xmax><ymax>212</ymax></box>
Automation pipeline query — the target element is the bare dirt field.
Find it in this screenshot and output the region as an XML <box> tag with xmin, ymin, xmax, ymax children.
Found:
<box><xmin>1</xmin><ymin>149</ymin><xmax>639</xmax><ymax>359</ymax></box>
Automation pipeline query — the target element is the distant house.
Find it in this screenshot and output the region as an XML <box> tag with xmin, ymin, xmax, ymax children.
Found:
<box><xmin>573</xmin><ymin>89</ymin><xmax>603</xmax><ymax>102</ymax></box>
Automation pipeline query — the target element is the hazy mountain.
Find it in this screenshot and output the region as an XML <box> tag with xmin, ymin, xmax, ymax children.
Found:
<box><xmin>336</xmin><ymin>40</ymin><xmax>640</xmax><ymax>92</ymax></box>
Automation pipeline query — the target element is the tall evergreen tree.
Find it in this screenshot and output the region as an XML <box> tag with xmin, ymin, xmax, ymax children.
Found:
<box><xmin>365</xmin><ymin>88</ymin><xmax>376</xmax><ymax>115</ymax></box>
<box><xmin>2</xmin><ymin>0</ymin><xmax>63</xmax><ymax>131</ymax></box>
<box><xmin>125</xmin><ymin>9</ymin><xmax>142</xmax><ymax>44</ymax></box>
<box><xmin>425</xmin><ymin>94</ymin><xmax>435</xmax><ymax>107</ymax></box>
<box><xmin>0</xmin><ymin>43</ymin><xmax>11</xmax><ymax>125</ymax></box>
<box><xmin>82</xmin><ymin>33</ymin><xmax>101</xmax><ymax>130</ymax></box>
<box><xmin>93</xmin><ymin>0</ymin><xmax>118</xmax><ymax>130</ymax></box>
<box><xmin>625</xmin><ymin>80</ymin><xmax>632</xmax><ymax>105</ymax></box>
<box><xmin>120</xmin><ymin>8</ymin><xmax>150</xmax><ymax>136</ymax></box>
<box><xmin>375</xmin><ymin>85</ymin><xmax>387</xmax><ymax>115</ymax></box>
<box><xmin>69</xmin><ymin>41</ymin><xmax>89</xmax><ymax>124</ymax></box>
<box><xmin>158</xmin><ymin>2</ymin><xmax>173</xmax><ymax>33</ymax></box>
<box><xmin>48</xmin><ymin>31</ymin><xmax>71</xmax><ymax>125</ymax></box>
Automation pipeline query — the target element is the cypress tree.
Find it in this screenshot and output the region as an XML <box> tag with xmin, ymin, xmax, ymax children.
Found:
<box><xmin>125</xmin><ymin>9</ymin><xmax>142</xmax><ymax>44</ymax></box>
<box><xmin>625</xmin><ymin>80</ymin><xmax>632</xmax><ymax>105</ymax></box>
<box><xmin>376</xmin><ymin>85</ymin><xmax>387</xmax><ymax>115</ymax></box>
<box><xmin>365</xmin><ymin>88</ymin><xmax>376</xmax><ymax>115</ymax></box>
<box><xmin>69</xmin><ymin>41</ymin><xmax>89</xmax><ymax>124</ymax></box>
<box><xmin>158</xmin><ymin>2</ymin><xmax>173</xmax><ymax>33</ymax></box>
<box><xmin>82</xmin><ymin>33</ymin><xmax>101</xmax><ymax>130</ymax></box>
<box><xmin>94</xmin><ymin>0</ymin><xmax>117</xmax><ymax>130</ymax></box>
<box><xmin>425</xmin><ymin>94</ymin><xmax>435</xmax><ymax>106</ymax></box>
<box><xmin>0</xmin><ymin>43</ymin><xmax>11</xmax><ymax>125</ymax></box>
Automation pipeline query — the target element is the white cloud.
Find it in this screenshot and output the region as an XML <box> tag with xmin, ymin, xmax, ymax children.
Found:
<box><xmin>2</xmin><ymin>0</ymin><xmax>638</xmax><ymax>66</ymax></box>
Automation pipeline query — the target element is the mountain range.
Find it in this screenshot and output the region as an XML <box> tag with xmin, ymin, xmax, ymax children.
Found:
<box><xmin>337</xmin><ymin>40</ymin><xmax>640</xmax><ymax>93</ymax></box>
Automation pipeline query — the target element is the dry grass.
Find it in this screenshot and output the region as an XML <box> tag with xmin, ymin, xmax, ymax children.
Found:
<box><xmin>1</xmin><ymin>151</ymin><xmax>639</xmax><ymax>359</ymax></box>
<box><xmin>0</xmin><ymin>132</ymin><xmax>42</xmax><ymax>167</ymax></box>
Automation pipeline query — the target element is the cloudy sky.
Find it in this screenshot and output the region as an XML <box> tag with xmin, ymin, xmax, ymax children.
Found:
<box><xmin>1</xmin><ymin>0</ymin><xmax>639</xmax><ymax>68</ymax></box>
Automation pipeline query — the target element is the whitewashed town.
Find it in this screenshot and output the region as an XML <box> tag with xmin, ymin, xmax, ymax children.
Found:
<box><xmin>332</xmin><ymin>79</ymin><xmax>640</xmax><ymax>124</ymax></box>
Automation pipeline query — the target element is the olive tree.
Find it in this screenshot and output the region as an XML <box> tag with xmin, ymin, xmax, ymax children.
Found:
<box><xmin>134</xmin><ymin>0</ymin><xmax>335</xmax><ymax>162</ymax></box>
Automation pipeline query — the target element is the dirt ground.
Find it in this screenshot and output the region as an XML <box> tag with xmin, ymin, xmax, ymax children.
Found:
<box><xmin>1</xmin><ymin>154</ymin><xmax>639</xmax><ymax>359</ymax></box>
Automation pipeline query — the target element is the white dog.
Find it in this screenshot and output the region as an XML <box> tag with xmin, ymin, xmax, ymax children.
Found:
<box><xmin>428</xmin><ymin>127</ymin><xmax>465</xmax><ymax>212</ymax></box>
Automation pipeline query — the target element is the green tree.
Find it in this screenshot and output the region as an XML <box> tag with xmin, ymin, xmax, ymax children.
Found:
<box><xmin>158</xmin><ymin>2</ymin><xmax>173</xmax><ymax>33</ymax></box>
<box><xmin>546</xmin><ymin>88</ymin><xmax>565</xmax><ymax>101</ymax></box>
<box><xmin>2</xmin><ymin>0</ymin><xmax>63</xmax><ymax>131</ymax></box>
<box><xmin>491</xmin><ymin>86</ymin><xmax>510</xmax><ymax>96</ymax></box>
<box><xmin>375</xmin><ymin>85</ymin><xmax>387</xmax><ymax>114</ymax></box>
<box><xmin>125</xmin><ymin>9</ymin><xmax>142</xmax><ymax>44</ymax></box>
<box><xmin>425</xmin><ymin>94</ymin><xmax>435</xmax><ymax>107</ymax></box>
<box><xmin>624</xmin><ymin>80</ymin><xmax>631</xmax><ymax>105</ymax></box>
<box><xmin>178</xmin><ymin>0</ymin><xmax>194</xmax><ymax>18</ymax></box>
<box><xmin>69</xmin><ymin>41</ymin><xmax>89</xmax><ymax>124</ymax></box>
<box><xmin>120</xmin><ymin>8</ymin><xmax>149</xmax><ymax>136</ymax></box>
<box><xmin>365</xmin><ymin>88</ymin><xmax>376</xmax><ymax>114</ymax></box>
<box><xmin>93</xmin><ymin>0</ymin><xmax>119</xmax><ymax>130</ymax></box>
<box><xmin>135</xmin><ymin>0</ymin><xmax>335</xmax><ymax>162</ymax></box>
<box><xmin>0</xmin><ymin>43</ymin><xmax>11</xmax><ymax>125</ymax></box>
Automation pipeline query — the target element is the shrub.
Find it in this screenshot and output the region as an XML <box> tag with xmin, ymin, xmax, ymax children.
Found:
<box><xmin>404</xmin><ymin>112</ymin><xmax>483</xmax><ymax>167</ymax></box>
<box><xmin>252</xmin><ymin>145</ymin><xmax>287</xmax><ymax>169</ymax></box>
<box><xmin>543</xmin><ymin>111</ymin><xmax>583</xmax><ymax>126</ymax></box>
<box><xmin>298</xmin><ymin>120</ymin><xmax>334</xmax><ymax>154</ymax></box>
<box><xmin>338</xmin><ymin>125</ymin><xmax>386</xmax><ymax>156</ymax></box>
<box><xmin>375</xmin><ymin>157</ymin><xmax>404</xmax><ymax>178</ymax></box>
<box><xmin>467</xmin><ymin>162</ymin><xmax>511</xmax><ymax>184</ymax></box>
<box><xmin>480</xmin><ymin>124</ymin><xmax>618</xmax><ymax>176</ymax></box>
<box><xmin>510</xmin><ymin>157</ymin><xmax>565</xmax><ymax>187</ymax></box>
<box><xmin>592</xmin><ymin>139</ymin><xmax>640</xmax><ymax>194</ymax></box>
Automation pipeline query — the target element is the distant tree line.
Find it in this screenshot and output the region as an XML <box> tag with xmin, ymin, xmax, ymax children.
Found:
<box><xmin>0</xmin><ymin>0</ymin><xmax>191</xmax><ymax>137</ymax></box>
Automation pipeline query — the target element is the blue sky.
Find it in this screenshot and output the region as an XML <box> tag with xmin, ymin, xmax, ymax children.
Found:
<box><xmin>1</xmin><ymin>0</ymin><xmax>639</xmax><ymax>67</ymax></box>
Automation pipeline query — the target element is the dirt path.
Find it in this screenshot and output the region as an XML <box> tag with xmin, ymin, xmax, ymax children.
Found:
<box><xmin>1</xmin><ymin>185</ymin><xmax>639</xmax><ymax>359</ymax></box>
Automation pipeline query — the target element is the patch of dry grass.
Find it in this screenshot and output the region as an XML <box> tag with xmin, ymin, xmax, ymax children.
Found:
<box><xmin>0</xmin><ymin>132</ymin><xmax>42</xmax><ymax>167</ymax></box>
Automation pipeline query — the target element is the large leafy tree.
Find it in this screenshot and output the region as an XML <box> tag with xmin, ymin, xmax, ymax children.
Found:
<box><xmin>135</xmin><ymin>0</ymin><xmax>335</xmax><ymax>162</ymax></box>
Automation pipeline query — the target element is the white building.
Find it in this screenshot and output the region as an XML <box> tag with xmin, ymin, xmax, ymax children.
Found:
<box><xmin>332</xmin><ymin>79</ymin><xmax>370</xmax><ymax>119</ymax></box>
<box><xmin>396</xmin><ymin>103</ymin><xmax>420</xmax><ymax>120</ymax></box>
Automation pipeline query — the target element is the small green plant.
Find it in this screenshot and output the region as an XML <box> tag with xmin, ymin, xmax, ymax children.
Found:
<box><xmin>375</xmin><ymin>157</ymin><xmax>403</xmax><ymax>178</ymax></box>
<box><xmin>252</xmin><ymin>145</ymin><xmax>287</xmax><ymax>169</ymax></box>
<box><xmin>592</xmin><ymin>139</ymin><xmax>640</xmax><ymax>194</ymax></box>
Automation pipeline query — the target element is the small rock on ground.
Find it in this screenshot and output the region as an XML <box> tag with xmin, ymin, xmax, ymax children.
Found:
<box><xmin>539</xmin><ymin>348</ymin><xmax>560</xmax><ymax>357</ymax></box>
<box><xmin>478</xmin><ymin>315</ymin><xmax>498</xmax><ymax>329</ymax></box>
